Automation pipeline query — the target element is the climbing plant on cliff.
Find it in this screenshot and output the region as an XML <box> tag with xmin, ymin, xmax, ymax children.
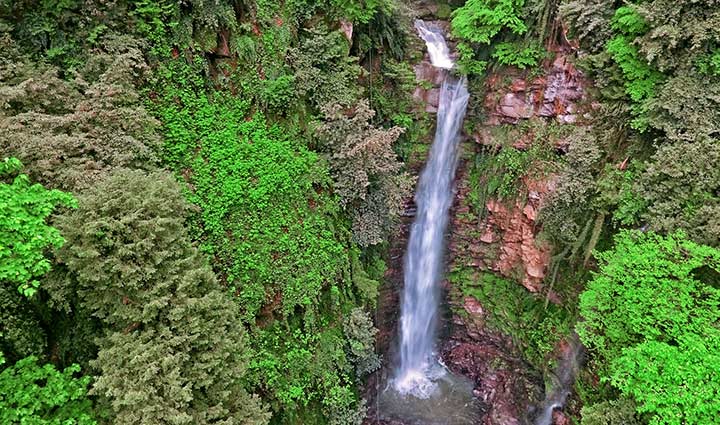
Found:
<box><xmin>153</xmin><ymin>55</ymin><xmax>376</xmax><ymax>424</ymax></box>
<box><xmin>578</xmin><ymin>230</ymin><xmax>720</xmax><ymax>424</ymax></box>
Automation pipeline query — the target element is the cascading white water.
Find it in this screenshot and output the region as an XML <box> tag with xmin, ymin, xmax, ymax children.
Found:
<box><xmin>394</xmin><ymin>21</ymin><xmax>470</xmax><ymax>399</ymax></box>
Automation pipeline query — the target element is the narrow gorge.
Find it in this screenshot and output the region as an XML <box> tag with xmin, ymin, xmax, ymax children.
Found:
<box><xmin>2</xmin><ymin>1</ymin><xmax>719</xmax><ymax>425</ymax></box>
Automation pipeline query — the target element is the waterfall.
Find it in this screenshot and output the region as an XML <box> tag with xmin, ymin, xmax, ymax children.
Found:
<box><xmin>394</xmin><ymin>21</ymin><xmax>470</xmax><ymax>399</ymax></box>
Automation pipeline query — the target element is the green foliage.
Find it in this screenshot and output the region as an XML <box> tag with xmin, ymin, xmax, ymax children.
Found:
<box><xmin>578</xmin><ymin>231</ymin><xmax>720</xmax><ymax>423</ymax></box>
<box><xmin>247</xmin><ymin>323</ymin><xmax>367</xmax><ymax>425</ymax></box>
<box><xmin>470</xmin><ymin>127</ymin><xmax>559</xmax><ymax>205</ymax></box>
<box><xmin>606</xmin><ymin>36</ymin><xmax>663</xmax><ymax>104</ymax></box>
<box><xmin>697</xmin><ymin>50</ymin><xmax>720</xmax><ymax>76</ymax></box>
<box><xmin>342</xmin><ymin>308</ymin><xmax>381</xmax><ymax>377</ymax></box>
<box><xmin>594</xmin><ymin>164</ymin><xmax>646</xmax><ymax>227</ymax></box>
<box><xmin>539</xmin><ymin>126</ymin><xmax>603</xmax><ymax>246</ymax></box>
<box><xmin>645</xmin><ymin>73</ymin><xmax>720</xmax><ymax>143</ymax></box>
<box><xmin>51</xmin><ymin>169</ymin><xmax>269</xmax><ymax>425</ymax></box>
<box><xmin>457</xmin><ymin>42</ymin><xmax>488</xmax><ymax>76</ymax></box>
<box><xmin>635</xmin><ymin>137</ymin><xmax>720</xmax><ymax>246</ymax></box>
<box><xmin>559</xmin><ymin>0</ymin><xmax>615</xmax><ymax>52</ymax></box>
<box><xmin>605</xmin><ymin>35</ymin><xmax>664</xmax><ymax>130</ymax></box>
<box><xmin>609</xmin><ymin>335</ymin><xmax>720</xmax><ymax>425</ymax></box>
<box><xmin>155</xmin><ymin>65</ymin><xmax>347</xmax><ymax>319</ymax></box>
<box><xmin>261</xmin><ymin>75</ymin><xmax>296</xmax><ymax>113</ymax></box>
<box><xmin>1</xmin><ymin>35</ymin><xmax>161</xmax><ymax>192</ymax></box>
<box><xmin>317</xmin><ymin>100</ymin><xmax>412</xmax><ymax>246</ymax></box>
<box><xmin>152</xmin><ymin>58</ymin><xmax>374</xmax><ymax>424</ymax></box>
<box><xmin>331</xmin><ymin>0</ymin><xmax>394</xmax><ymax>24</ymax></box>
<box><xmin>491</xmin><ymin>41</ymin><xmax>544</xmax><ymax>69</ymax></box>
<box><xmin>0</xmin><ymin>356</ymin><xmax>95</xmax><ymax>424</ymax></box>
<box><xmin>451</xmin><ymin>0</ymin><xmax>527</xmax><ymax>45</ymax></box>
<box><xmin>0</xmin><ymin>283</ymin><xmax>47</xmax><ymax>362</ymax></box>
<box><xmin>49</xmin><ymin>169</ymin><xmax>194</xmax><ymax>325</ymax></box>
<box><xmin>611</xmin><ymin>6</ymin><xmax>647</xmax><ymax>37</ymax></box>
<box><xmin>0</xmin><ymin>158</ymin><xmax>76</xmax><ymax>297</ymax></box>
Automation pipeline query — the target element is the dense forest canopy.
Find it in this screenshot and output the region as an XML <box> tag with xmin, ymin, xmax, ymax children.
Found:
<box><xmin>0</xmin><ymin>0</ymin><xmax>718</xmax><ymax>424</ymax></box>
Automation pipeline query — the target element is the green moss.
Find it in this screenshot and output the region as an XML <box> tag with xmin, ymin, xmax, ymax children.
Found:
<box><xmin>450</xmin><ymin>268</ymin><xmax>570</xmax><ymax>368</ymax></box>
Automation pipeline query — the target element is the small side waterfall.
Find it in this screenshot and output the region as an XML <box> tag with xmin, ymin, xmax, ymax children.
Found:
<box><xmin>534</xmin><ymin>334</ymin><xmax>584</xmax><ymax>425</ymax></box>
<box><xmin>394</xmin><ymin>21</ymin><xmax>470</xmax><ymax>399</ymax></box>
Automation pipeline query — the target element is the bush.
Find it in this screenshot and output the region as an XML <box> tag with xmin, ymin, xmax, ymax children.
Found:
<box><xmin>578</xmin><ymin>231</ymin><xmax>720</xmax><ymax>424</ymax></box>
<box><xmin>0</xmin><ymin>356</ymin><xmax>95</xmax><ymax>424</ymax></box>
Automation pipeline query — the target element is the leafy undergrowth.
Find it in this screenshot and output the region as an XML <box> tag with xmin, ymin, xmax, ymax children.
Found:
<box><xmin>153</xmin><ymin>58</ymin><xmax>378</xmax><ymax>424</ymax></box>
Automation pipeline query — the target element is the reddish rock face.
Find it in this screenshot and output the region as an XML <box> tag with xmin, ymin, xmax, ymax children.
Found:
<box><xmin>484</xmin><ymin>51</ymin><xmax>587</xmax><ymax>125</ymax></box>
<box><xmin>484</xmin><ymin>177</ymin><xmax>555</xmax><ymax>293</ymax></box>
<box><xmin>340</xmin><ymin>20</ymin><xmax>353</xmax><ymax>42</ymax></box>
<box><xmin>553</xmin><ymin>410</ymin><xmax>570</xmax><ymax>425</ymax></box>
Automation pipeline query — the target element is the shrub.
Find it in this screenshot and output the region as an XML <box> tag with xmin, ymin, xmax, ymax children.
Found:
<box><xmin>0</xmin><ymin>356</ymin><xmax>95</xmax><ymax>424</ymax></box>
<box><xmin>578</xmin><ymin>231</ymin><xmax>720</xmax><ymax>424</ymax></box>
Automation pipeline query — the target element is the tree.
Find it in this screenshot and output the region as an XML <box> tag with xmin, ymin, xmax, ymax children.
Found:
<box><xmin>578</xmin><ymin>231</ymin><xmax>720</xmax><ymax>423</ymax></box>
<box><xmin>0</xmin><ymin>356</ymin><xmax>95</xmax><ymax>424</ymax></box>
<box><xmin>0</xmin><ymin>35</ymin><xmax>161</xmax><ymax>193</ymax></box>
<box><xmin>0</xmin><ymin>157</ymin><xmax>73</xmax><ymax>361</ymax></box>
<box><xmin>317</xmin><ymin>100</ymin><xmax>412</xmax><ymax>246</ymax></box>
<box><xmin>635</xmin><ymin>137</ymin><xmax>720</xmax><ymax>247</ymax></box>
<box><xmin>48</xmin><ymin>169</ymin><xmax>270</xmax><ymax>425</ymax></box>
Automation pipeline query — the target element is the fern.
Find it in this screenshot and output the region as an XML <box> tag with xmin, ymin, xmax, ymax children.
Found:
<box><xmin>491</xmin><ymin>41</ymin><xmax>544</xmax><ymax>69</ymax></box>
<box><xmin>451</xmin><ymin>0</ymin><xmax>527</xmax><ymax>45</ymax></box>
<box><xmin>457</xmin><ymin>42</ymin><xmax>488</xmax><ymax>75</ymax></box>
<box><xmin>611</xmin><ymin>6</ymin><xmax>647</xmax><ymax>36</ymax></box>
<box><xmin>606</xmin><ymin>35</ymin><xmax>664</xmax><ymax>130</ymax></box>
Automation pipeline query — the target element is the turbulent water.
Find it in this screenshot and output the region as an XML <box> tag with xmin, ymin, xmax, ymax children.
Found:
<box><xmin>394</xmin><ymin>20</ymin><xmax>470</xmax><ymax>399</ymax></box>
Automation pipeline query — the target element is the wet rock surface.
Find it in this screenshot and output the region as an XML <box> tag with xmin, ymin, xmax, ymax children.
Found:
<box><xmin>441</xmin><ymin>332</ymin><xmax>543</xmax><ymax>425</ymax></box>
